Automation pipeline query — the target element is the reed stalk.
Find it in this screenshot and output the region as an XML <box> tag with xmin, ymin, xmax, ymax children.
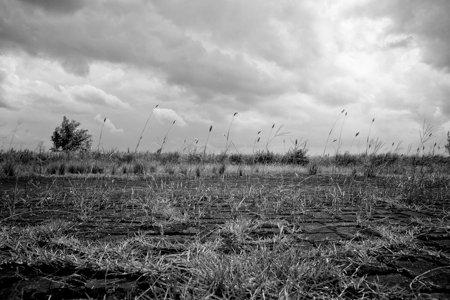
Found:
<box><xmin>365</xmin><ymin>118</ymin><xmax>375</xmax><ymax>156</ymax></box>
<box><xmin>135</xmin><ymin>104</ymin><xmax>158</xmax><ymax>153</ymax></box>
<box><xmin>158</xmin><ymin>120</ymin><xmax>176</xmax><ymax>154</ymax></box>
<box><xmin>203</xmin><ymin>125</ymin><xmax>213</xmax><ymax>162</ymax></box>
<box><xmin>323</xmin><ymin>110</ymin><xmax>344</xmax><ymax>156</ymax></box>
<box><xmin>225</xmin><ymin>112</ymin><xmax>237</xmax><ymax>153</ymax></box>
<box><xmin>97</xmin><ymin>117</ymin><xmax>106</xmax><ymax>152</ymax></box>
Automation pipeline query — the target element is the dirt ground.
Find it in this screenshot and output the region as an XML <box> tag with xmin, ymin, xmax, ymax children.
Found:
<box><xmin>1</xmin><ymin>174</ymin><xmax>449</xmax><ymax>299</ymax></box>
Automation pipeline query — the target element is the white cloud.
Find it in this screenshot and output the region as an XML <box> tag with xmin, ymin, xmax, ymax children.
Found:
<box><xmin>154</xmin><ymin>108</ymin><xmax>187</xmax><ymax>127</ymax></box>
<box><xmin>64</xmin><ymin>85</ymin><xmax>130</xmax><ymax>110</ymax></box>
<box><xmin>0</xmin><ymin>0</ymin><xmax>449</xmax><ymax>153</ymax></box>
<box><xmin>94</xmin><ymin>114</ymin><xmax>123</xmax><ymax>133</ymax></box>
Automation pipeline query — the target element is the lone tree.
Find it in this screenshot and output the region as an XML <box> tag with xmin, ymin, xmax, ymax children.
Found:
<box><xmin>51</xmin><ymin>116</ymin><xmax>92</xmax><ymax>152</ymax></box>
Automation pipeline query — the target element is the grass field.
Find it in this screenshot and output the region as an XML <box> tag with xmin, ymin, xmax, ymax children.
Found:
<box><xmin>1</xmin><ymin>150</ymin><xmax>450</xmax><ymax>299</ymax></box>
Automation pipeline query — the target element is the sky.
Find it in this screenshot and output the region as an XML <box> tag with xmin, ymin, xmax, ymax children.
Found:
<box><xmin>1</xmin><ymin>0</ymin><xmax>450</xmax><ymax>155</ymax></box>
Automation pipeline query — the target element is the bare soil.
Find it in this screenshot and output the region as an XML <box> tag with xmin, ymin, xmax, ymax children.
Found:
<box><xmin>1</xmin><ymin>174</ymin><xmax>449</xmax><ymax>299</ymax></box>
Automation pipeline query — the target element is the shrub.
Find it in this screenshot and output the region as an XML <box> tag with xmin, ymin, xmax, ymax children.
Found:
<box><xmin>218</xmin><ymin>163</ymin><xmax>226</xmax><ymax>175</ymax></box>
<box><xmin>91</xmin><ymin>164</ymin><xmax>104</xmax><ymax>174</ymax></box>
<box><xmin>186</xmin><ymin>153</ymin><xmax>202</xmax><ymax>164</ymax></box>
<box><xmin>67</xmin><ymin>164</ymin><xmax>86</xmax><ymax>174</ymax></box>
<box><xmin>47</xmin><ymin>162</ymin><xmax>66</xmax><ymax>175</ymax></box>
<box><xmin>159</xmin><ymin>152</ymin><xmax>180</xmax><ymax>164</ymax></box>
<box><xmin>133</xmin><ymin>162</ymin><xmax>145</xmax><ymax>175</ymax></box>
<box><xmin>334</xmin><ymin>152</ymin><xmax>360</xmax><ymax>166</ymax></box>
<box><xmin>254</xmin><ymin>151</ymin><xmax>275</xmax><ymax>164</ymax></box>
<box><xmin>164</xmin><ymin>164</ymin><xmax>176</xmax><ymax>175</ymax></box>
<box><xmin>111</xmin><ymin>164</ymin><xmax>117</xmax><ymax>175</ymax></box>
<box><xmin>283</xmin><ymin>149</ymin><xmax>309</xmax><ymax>165</ymax></box>
<box><xmin>215</xmin><ymin>153</ymin><xmax>228</xmax><ymax>164</ymax></box>
<box><xmin>180</xmin><ymin>165</ymin><xmax>188</xmax><ymax>176</ymax></box>
<box><xmin>58</xmin><ymin>163</ymin><xmax>66</xmax><ymax>175</ymax></box>
<box><xmin>309</xmin><ymin>163</ymin><xmax>318</xmax><ymax>175</ymax></box>
<box><xmin>229</xmin><ymin>153</ymin><xmax>243</xmax><ymax>165</ymax></box>
<box><xmin>148</xmin><ymin>164</ymin><xmax>157</xmax><ymax>173</ymax></box>
<box><xmin>119</xmin><ymin>152</ymin><xmax>135</xmax><ymax>164</ymax></box>
<box><xmin>2</xmin><ymin>160</ymin><xmax>16</xmax><ymax>177</ymax></box>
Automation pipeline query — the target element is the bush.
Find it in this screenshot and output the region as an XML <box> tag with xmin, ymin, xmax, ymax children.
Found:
<box><xmin>218</xmin><ymin>163</ymin><xmax>226</xmax><ymax>175</ymax></box>
<box><xmin>67</xmin><ymin>164</ymin><xmax>87</xmax><ymax>174</ymax></box>
<box><xmin>159</xmin><ymin>152</ymin><xmax>180</xmax><ymax>164</ymax></box>
<box><xmin>118</xmin><ymin>152</ymin><xmax>135</xmax><ymax>164</ymax></box>
<box><xmin>91</xmin><ymin>164</ymin><xmax>104</xmax><ymax>174</ymax></box>
<box><xmin>215</xmin><ymin>153</ymin><xmax>228</xmax><ymax>164</ymax></box>
<box><xmin>58</xmin><ymin>163</ymin><xmax>66</xmax><ymax>175</ymax></box>
<box><xmin>283</xmin><ymin>149</ymin><xmax>309</xmax><ymax>165</ymax></box>
<box><xmin>334</xmin><ymin>152</ymin><xmax>360</xmax><ymax>166</ymax></box>
<box><xmin>254</xmin><ymin>151</ymin><xmax>275</xmax><ymax>164</ymax></box>
<box><xmin>46</xmin><ymin>162</ymin><xmax>66</xmax><ymax>175</ymax></box>
<box><xmin>2</xmin><ymin>160</ymin><xmax>16</xmax><ymax>177</ymax></box>
<box><xmin>133</xmin><ymin>162</ymin><xmax>145</xmax><ymax>175</ymax></box>
<box><xmin>186</xmin><ymin>153</ymin><xmax>202</xmax><ymax>164</ymax></box>
<box><xmin>229</xmin><ymin>153</ymin><xmax>243</xmax><ymax>165</ymax></box>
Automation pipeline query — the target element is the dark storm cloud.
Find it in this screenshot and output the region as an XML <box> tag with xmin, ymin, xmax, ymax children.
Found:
<box><xmin>349</xmin><ymin>0</ymin><xmax>450</xmax><ymax>71</ymax></box>
<box><xmin>18</xmin><ymin>0</ymin><xmax>87</xmax><ymax>14</ymax></box>
<box><xmin>0</xmin><ymin>0</ymin><xmax>320</xmax><ymax>108</ymax></box>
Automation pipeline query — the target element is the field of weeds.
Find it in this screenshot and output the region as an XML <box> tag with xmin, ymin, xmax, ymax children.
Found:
<box><xmin>1</xmin><ymin>152</ymin><xmax>450</xmax><ymax>299</ymax></box>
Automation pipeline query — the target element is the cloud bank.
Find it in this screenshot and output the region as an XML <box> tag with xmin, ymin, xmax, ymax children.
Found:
<box><xmin>0</xmin><ymin>0</ymin><xmax>449</xmax><ymax>153</ymax></box>
<box><xmin>154</xmin><ymin>108</ymin><xmax>187</xmax><ymax>127</ymax></box>
<box><xmin>94</xmin><ymin>114</ymin><xmax>123</xmax><ymax>134</ymax></box>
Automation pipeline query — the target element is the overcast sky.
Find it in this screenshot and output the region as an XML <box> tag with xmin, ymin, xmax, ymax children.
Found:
<box><xmin>1</xmin><ymin>0</ymin><xmax>450</xmax><ymax>155</ymax></box>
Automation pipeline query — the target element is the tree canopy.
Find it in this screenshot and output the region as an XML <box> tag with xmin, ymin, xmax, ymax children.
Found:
<box><xmin>51</xmin><ymin>116</ymin><xmax>92</xmax><ymax>152</ymax></box>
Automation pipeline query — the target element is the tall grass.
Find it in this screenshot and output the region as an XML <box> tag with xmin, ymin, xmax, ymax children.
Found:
<box><xmin>349</xmin><ymin>132</ymin><xmax>359</xmax><ymax>152</ymax></box>
<box><xmin>365</xmin><ymin>118</ymin><xmax>375</xmax><ymax>156</ymax></box>
<box><xmin>264</xmin><ymin>124</ymin><xmax>289</xmax><ymax>152</ymax></box>
<box><xmin>203</xmin><ymin>125</ymin><xmax>213</xmax><ymax>162</ymax></box>
<box><xmin>323</xmin><ymin>109</ymin><xmax>345</xmax><ymax>156</ymax></box>
<box><xmin>252</xmin><ymin>131</ymin><xmax>261</xmax><ymax>155</ymax></box>
<box><xmin>135</xmin><ymin>104</ymin><xmax>158</xmax><ymax>153</ymax></box>
<box><xmin>417</xmin><ymin>120</ymin><xmax>434</xmax><ymax>156</ymax></box>
<box><xmin>8</xmin><ymin>119</ymin><xmax>22</xmax><ymax>150</ymax></box>
<box><xmin>224</xmin><ymin>112</ymin><xmax>237</xmax><ymax>154</ymax></box>
<box><xmin>157</xmin><ymin>120</ymin><xmax>176</xmax><ymax>155</ymax></box>
<box><xmin>97</xmin><ymin>117</ymin><xmax>106</xmax><ymax>152</ymax></box>
<box><xmin>336</xmin><ymin>111</ymin><xmax>347</xmax><ymax>155</ymax></box>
